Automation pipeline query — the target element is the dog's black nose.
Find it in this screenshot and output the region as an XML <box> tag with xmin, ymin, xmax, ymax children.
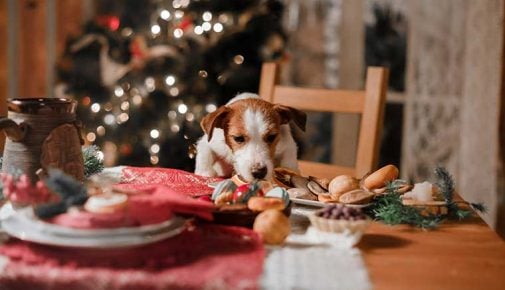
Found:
<box><xmin>252</xmin><ymin>166</ymin><xmax>267</xmax><ymax>180</ymax></box>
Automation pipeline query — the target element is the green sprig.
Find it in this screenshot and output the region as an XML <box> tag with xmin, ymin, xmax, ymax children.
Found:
<box><xmin>434</xmin><ymin>166</ymin><xmax>486</xmax><ymax>219</ymax></box>
<box><xmin>369</xmin><ymin>189</ymin><xmax>441</xmax><ymax>229</ymax></box>
<box><xmin>369</xmin><ymin>167</ymin><xmax>487</xmax><ymax>229</ymax></box>
<box><xmin>82</xmin><ymin>145</ymin><xmax>104</xmax><ymax>178</ymax></box>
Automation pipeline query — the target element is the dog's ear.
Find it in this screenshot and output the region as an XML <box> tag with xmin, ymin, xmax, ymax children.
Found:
<box><xmin>274</xmin><ymin>105</ymin><xmax>307</xmax><ymax>132</ymax></box>
<box><xmin>200</xmin><ymin>106</ymin><xmax>230</xmax><ymax>141</ymax></box>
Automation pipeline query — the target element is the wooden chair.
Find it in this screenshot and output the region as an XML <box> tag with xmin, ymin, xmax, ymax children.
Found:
<box><xmin>259</xmin><ymin>62</ymin><xmax>389</xmax><ymax>179</ymax></box>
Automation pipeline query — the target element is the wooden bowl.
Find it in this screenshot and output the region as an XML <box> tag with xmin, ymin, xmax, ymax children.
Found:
<box><xmin>213</xmin><ymin>201</ymin><xmax>292</xmax><ymax>228</ymax></box>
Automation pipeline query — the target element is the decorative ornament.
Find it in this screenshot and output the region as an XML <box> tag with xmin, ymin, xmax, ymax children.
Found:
<box><xmin>0</xmin><ymin>173</ymin><xmax>52</xmax><ymax>206</ymax></box>
<box><xmin>70</xmin><ymin>34</ymin><xmax>133</xmax><ymax>88</ymax></box>
<box><xmin>34</xmin><ymin>169</ymin><xmax>89</xmax><ymax>219</ymax></box>
<box><xmin>95</xmin><ymin>15</ymin><xmax>121</xmax><ymax>31</ymax></box>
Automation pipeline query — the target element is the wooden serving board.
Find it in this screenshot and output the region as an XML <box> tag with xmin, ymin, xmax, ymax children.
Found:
<box><xmin>402</xmin><ymin>199</ymin><xmax>448</xmax><ymax>215</ymax></box>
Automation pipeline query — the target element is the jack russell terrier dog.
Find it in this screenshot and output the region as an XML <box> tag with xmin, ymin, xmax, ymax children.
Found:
<box><xmin>195</xmin><ymin>93</ymin><xmax>306</xmax><ymax>182</ymax></box>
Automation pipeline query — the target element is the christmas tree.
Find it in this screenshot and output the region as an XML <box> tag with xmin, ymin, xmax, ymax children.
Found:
<box><xmin>56</xmin><ymin>0</ymin><xmax>286</xmax><ymax>171</ymax></box>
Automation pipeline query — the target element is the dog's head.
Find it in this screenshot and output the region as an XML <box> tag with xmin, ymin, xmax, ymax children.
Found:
<box><xmin>201</xmin><ymin>98</ymin><xmax>306</xmax><ymax>182</ymax></box>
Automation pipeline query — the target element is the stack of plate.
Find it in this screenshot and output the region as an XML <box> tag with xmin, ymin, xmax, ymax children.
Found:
<box><xmin>0</xmin><ymin>203</ymin><xmax>186</xmax><ymax>248</ymax></box>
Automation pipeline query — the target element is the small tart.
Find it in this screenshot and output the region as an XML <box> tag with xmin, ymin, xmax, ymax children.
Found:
<box><xmin>309</xmin><ymin>214</ymin><xmax>370</xmax><ymax>234</ymax></box>
<box><xmin>84</xmin><ymin>193</ymin><xmax>128</xmax><ymax>214</ymax></box>
<box><xmin>309</xmin><ymin>205</ymin><xmax>370</xmax><ymax>234</ymax></box>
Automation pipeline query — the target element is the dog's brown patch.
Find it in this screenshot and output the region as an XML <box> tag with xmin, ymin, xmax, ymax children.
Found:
<box><xmin>201</xmin><ymin>98</ymin><xmax>307</xmax><ymax>157</ymax></box>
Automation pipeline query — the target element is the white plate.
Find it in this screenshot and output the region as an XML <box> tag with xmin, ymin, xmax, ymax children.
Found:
<box><xmin>2</xmin><ymin>212</ymin><xmax>187</xmax><ymax>249</ymax></box>
<box><xmin>14</xmin><ymin>207</ymin><xmax>176</xmax><ymax>238</ymax></box>
<box><xmin>290</xmin><ymin>198</ymin><xmax>371</xmax><ymax>208</ymax></box>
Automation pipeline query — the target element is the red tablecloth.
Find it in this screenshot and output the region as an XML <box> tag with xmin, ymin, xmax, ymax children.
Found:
<box><xmin>0</xmin><ymin>167</ymin><xmax>265</xmax><ymax>290</ymax></box>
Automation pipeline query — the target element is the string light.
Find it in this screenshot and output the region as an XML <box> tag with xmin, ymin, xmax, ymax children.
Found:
<box><xmin>104</xmin><ymin>103</ymin><xmax>113</xmax><ymax>111</ymax></box>
<box><xmin>205</xmin><ymin>103</ymin><xmax>217</xmax><ymax>113</ymax></box>
<box><xmin>150</xmin><ymin>129</ymin><xmax>160</xmax><ymax>139</ymax></box>
<box><xmin>132</xmin><ymin>95</ymin><xmax>142</xmax><ymax>105</ymax></box>
<box><xmin>165</xmin><ymin>75</ymin><xmax>176</xmax><ymax>86</ymax></box>
<box><xmin>150</xmin><ymin>144</ymin><xmax>160</xmax><ymax>154</ymax></box>
<box><xmin>114</xmin><ymin>87</ymin><xmax>124</xmax><ymax>97</ymax></box>
<box><xmin>121</xmin><ymin>27</ymin><xmax>133</xmax><ymax>37</ymax></box>
<box><xmin>175</xmin><ymin>10</ymin><xmax>184</xmax><ymax>19</ymax></box>
<box><xmin>160</xmin><ymin>9</ymin><xmax>171</xmax><ymax>20</ymax></box>
<box><xmin>194</xmin><ymin>26</ymin><xmax>203</xmax><ymax>35</ymax></box>
<box><xmin>91</xmin><ymin>103</ymin><xmax>101</xmax><ymax>113</ymax></box>
<box><xmin>150</xmin><ymin>155</ymin><xmax>159</xmax><ymax>165</ymax></box>
<box><xmin>217</xmin><ymin>74</ymin><xmax>226</xmax><ymax>84</ymax></box>
<box><xmin>82</xmin><ymin>96</ymin><xmax>91</xmax><ymax>106</ymax></box>
<box><xmin>218</xmin><ymin>14</ymin><xmax>229</xmax><ymax>23</ymax></box>
<box><xmin>97</xmin><ymin>126</ymin><xmax>106</xmax><ymax>136</ymax></box>
<box><xmin>178</xmin><ymin>103</ymin><xmax>188</xmax><ymax>114</ymax></box>
<box><xmin>174</xmin><ymin>28</ymin><xmax>183</xmax><ymax>38</ymax></box>
<box><xmin>171</xmin><ymin>124</ymin><xmax>180</xmax><ymax>133</ymax></box>
<box><xmin>104</xmin><ymin>114</ymin><xmax>116</xmax><ymax>125</ymax></box>
<box><xmin>172</xmin><ymin>0</ymin><xmax>181</xmax><ymax>9</ymax></box>
<box><xmin>198</xmin><ymin>70</ymin><xmax>208</xmax><ymax>78</ymax></box>
<box><xmin>203</xmin><ymin>12</ymin><xmax>212</xmax><ymax>21</ymax></box>
<box><xmin>86</xmin><ymin>132</ymin><xmax>96</xmax><ymax>142</ymax></box>
<box><xmin>202</xmin><ymin>22</ymin><xmax>211</xmax><ymax>31</ymax></box>
<box><xmin>151</xmin><ymin>24</ymin><xmax>161</xmax><ymax>35</ymax></box>
<box><xmin>186</xmin><ymin>112</ymin><xmax>195</xmax><ymax>122</ymax></box>
<box><xmin>120</xmin><ymin>101</ymin><xmax>130</xmax><ymax>111</ymax></box>
<box><xmin>117</xmin><ymin>113</ymin><xmax>129</xmax><ymax>123</ymax></box>
<box><xmin>145</xmin><ymin>77</ymin><xmax>156</xmax><ymax>92</ymax></box>
<box><xmin>168</xmin><ymin>110</ymin><xmax>177</xmax><ymax>119</ymax></box>
<box><xmin>233</xmin><ymin>55</ymin><xmax>244</xmax><ymax>64</ymax></box>
<box><xmin>169</xmin><ymin>87</ymin><xmax>179</xmax><ymax>96</ymax></box>
<box><xmin>213</xmin><ymin>23</ymin><xmax>223</xmax><ymax>32</ymax></box>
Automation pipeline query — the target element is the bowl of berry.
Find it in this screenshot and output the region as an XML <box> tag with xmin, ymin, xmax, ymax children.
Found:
<box><xmin>307</xmin><ymin>204</ymin><xmax>370</xmax><ymax>246</ymax></box>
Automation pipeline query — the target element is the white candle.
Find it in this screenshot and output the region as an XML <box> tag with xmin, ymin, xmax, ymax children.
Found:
<box><xmin>404</xmin><ymin>181</ymin><xmax>433</xmax><ymax>202</ymax></box>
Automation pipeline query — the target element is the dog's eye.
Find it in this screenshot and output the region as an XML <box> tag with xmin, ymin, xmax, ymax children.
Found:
<box><xmin>232</xmin><ymin>135</ymin><xmax>245</xmax><ymax>144</ymax></box>
<box><xmin>266</xmin><ymin>134</ymin><xmax>277</xmax><ymax>144</ymax></box>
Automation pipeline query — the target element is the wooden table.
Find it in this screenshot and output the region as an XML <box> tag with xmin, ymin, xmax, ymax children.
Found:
<box><xmin>360</xmin><ymin>218</ymin><xmax>505</xmax><ymax>290</ymax></box>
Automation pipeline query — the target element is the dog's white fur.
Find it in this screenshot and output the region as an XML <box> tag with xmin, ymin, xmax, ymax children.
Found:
<box><xmin>195</xmin><ymin>93</ymin><xmax>301</xmax><ymax>182</ymax></box>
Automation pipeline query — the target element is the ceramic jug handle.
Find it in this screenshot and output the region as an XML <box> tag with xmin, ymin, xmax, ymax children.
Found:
<box><xmin>0</xmin><ymin>118</ymin><xmax>28</xmax><ymax>142</ymax></box>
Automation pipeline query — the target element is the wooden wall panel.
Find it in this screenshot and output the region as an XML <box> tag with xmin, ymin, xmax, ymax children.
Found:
<box><xmin>56</xmin><ymin>0</ymin><xmax>82</xmax><ymax>58</ymax></box>
<box><xmin>0</xmin><ymin>0</ymin><xmax>7</xmax><ymax>151</ymax></box>
<box><xmin>18</xmin><ymin>0</ymin><xmax>47</xmax><ymax>97</ymax></box>
<box><xmin>497</xmin><ymin>1</ymin><xmax>505</xmax><ymax>239</ymax></box>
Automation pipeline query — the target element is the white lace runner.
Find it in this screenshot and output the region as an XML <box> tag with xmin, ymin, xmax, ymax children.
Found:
<box><xmin>261</xmin><ymin>207</ymin><xmax>371</xmax><ymax>290</ymax></box>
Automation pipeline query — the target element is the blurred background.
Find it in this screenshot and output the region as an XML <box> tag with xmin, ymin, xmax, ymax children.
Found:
<box><xmin>0</xmin><ymin>0</ymin><xmax>503</xmax><ymax>236</ymax></box>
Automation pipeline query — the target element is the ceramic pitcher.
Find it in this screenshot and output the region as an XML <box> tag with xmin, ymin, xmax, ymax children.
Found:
<box><xmin>0</xmin><ymin>98</ymin><xmax>84</xmax><ymax>182</ymax></box>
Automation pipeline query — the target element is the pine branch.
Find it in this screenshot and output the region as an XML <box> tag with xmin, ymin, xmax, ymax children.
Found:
<box><xmin>470</xmin><ymin>202</ymin><xmax>487</xmax><ymax>213</ymax></box>
<box><xmin>434</xmin><ymin>166</ymin><xmax>486</xmax><ymax>217</ymax></box>
<box><xmin>434</xmin><ymin>166</ymin><xmax>455</xmax><ymax>203</ymax></box>
<box><xmin>82</xmin><ymin>145</ymin><xmax>104</xmax><ymax>178</ymax></box>
<box><xmin>369</xmin><ymin>191</ymin><xmax>441</xmax><ymax>229</ymax></box>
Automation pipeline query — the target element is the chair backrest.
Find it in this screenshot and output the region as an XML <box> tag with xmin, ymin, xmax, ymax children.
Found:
<box><xmin>259</xmin><ymin>62</ymin><xmax>388</xmax><ymax>179</ymax></box>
